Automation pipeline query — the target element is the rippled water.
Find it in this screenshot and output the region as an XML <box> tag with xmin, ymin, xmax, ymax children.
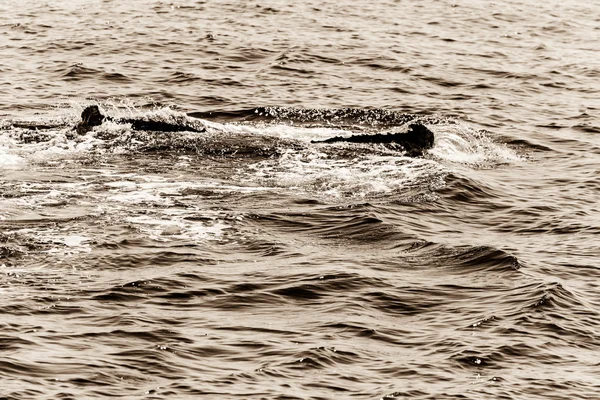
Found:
<box><xmin>1</xmin><ymin>1</ymin><xmax>599</xmax><ymax>399</ymax></box>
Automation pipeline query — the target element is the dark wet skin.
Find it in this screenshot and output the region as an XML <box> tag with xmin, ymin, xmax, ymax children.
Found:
<box><xmin>75</xmin><ymin>105</ymin><xmax>206</xmax><ymax>134</ymax></box>
<box><xmin>311</xmin><ymin>123</ymin><xmax>435</xmax><ymax>157</ymax></box>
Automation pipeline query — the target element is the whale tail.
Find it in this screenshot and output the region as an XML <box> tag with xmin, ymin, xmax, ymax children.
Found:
<box><xmin>311</xmin><ymin>123</ymin><xmax>434</xmax><ymax>156</ymax></box>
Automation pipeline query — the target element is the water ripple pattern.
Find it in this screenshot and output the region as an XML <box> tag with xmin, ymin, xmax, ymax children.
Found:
<box><xmin>1</xmin><ymin>0</ymin><xmax>599</xmax><ymax>399</ymax></box>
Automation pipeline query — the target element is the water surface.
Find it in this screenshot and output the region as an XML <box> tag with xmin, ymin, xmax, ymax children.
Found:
<box><xmin>1</xmin><ymin>1</ymin><xmax>599</xmax><ymax>399</ymax></box>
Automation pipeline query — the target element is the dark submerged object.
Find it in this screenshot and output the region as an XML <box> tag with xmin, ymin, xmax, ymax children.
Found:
<box><xmin>76</xmin><ymin>105</ymin><xmax>433</xmax><ymax>156</ymax></box>
<box><xmin>311</xmin><ymin>123</ymin><xmax>435</xmax><ymax>157</ymax></box>
<box><xmin>76</xmin><ymin>105</ymin><xmax>205</xmax><ymax>135</ymax></box>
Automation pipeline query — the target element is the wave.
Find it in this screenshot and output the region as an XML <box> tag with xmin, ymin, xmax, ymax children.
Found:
<box><xmin>58</xmin><ymin>63</ymin><xmax>134</xmax><ymax>83</ymax></box>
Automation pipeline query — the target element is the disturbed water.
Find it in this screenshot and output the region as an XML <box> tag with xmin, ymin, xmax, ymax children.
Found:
<box><xmin>1</xmin><ymin>0</ymin><xmax>599</xmax><ymax>399</ymax></box>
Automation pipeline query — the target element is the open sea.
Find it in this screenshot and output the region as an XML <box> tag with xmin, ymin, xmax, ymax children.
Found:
<box><xmin>1</xmin><ymin>0</ymin><xmax>599</xmax><ymax>399</ymax></box>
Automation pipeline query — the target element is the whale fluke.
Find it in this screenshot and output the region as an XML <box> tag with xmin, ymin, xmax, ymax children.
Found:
<box><xmin>311</xmin><ymin>123</ymin><xmax>434</xmax><ymax>156</ymax></box>
<box><xmin>76</xmin><ymin>105</ymin><xmax>206</xmax><ymax>134</ymax></box>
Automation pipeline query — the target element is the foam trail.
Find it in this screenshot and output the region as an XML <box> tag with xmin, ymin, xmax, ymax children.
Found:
<box><xmin>429</xmin><ymin>124</ymin><xmax>522</xmax><ymax>167</ymax></box>
<box><xmin>0</xmin><ymin>146</ymin><xmax>25</xmax><ymax>167</ymax></box>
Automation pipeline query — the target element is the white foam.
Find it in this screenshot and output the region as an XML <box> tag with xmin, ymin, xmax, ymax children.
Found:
<box><xmin>429</xmin><ymin>124</ymin><xmax>522</xmax><ymax>166</ymax></box>
<box><xmin>105</xmin><ymin>181</ymin><xmax>138</xmax><ymax>189</ymax></box>
<box><xmin>104</xmin><ymin>176</ymin><xmax>209</xmax><ymax>205</ymax></box>
<box><xmin>243</xmin><ymin>147</ymin><xmax>444</xmax><ymax>200</ymax></box>
<box><xmin>0</xmin><ymin>146</ymin><xmax>25</xmax><ymax>167</ymax></box>
<box><xmin>61</xmin><ymin>235</ymin><xmax>91</xmax><ymax>248</ymax></box>
<box><xmin>206</xmin><ymin>121</ymin><xmax>352</xmax><ymax>143</ymax></box>
<box><xmin>10</xmin><ymin>227</ymin><xmax>93</xmax><ymax>256</ymax></box>
<box><xmin>1</xmin><ymin>127</ymin><xmax>104</xmax><ymax>165</ymax></box>
<box><xmin>126</xmin><ymin>215</ymin><xmax>229</xmax><ymax>242</ymax></box>
<box><xmin>108</xmin><ymin>190</ymin><xmax>166</xmax><ymax>204</ymax></box>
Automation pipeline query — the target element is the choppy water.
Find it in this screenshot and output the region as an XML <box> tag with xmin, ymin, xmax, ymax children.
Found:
<box><xmin>1</xmin><ymin>1</ymin><xmax>599</xmax><ymax>399</ymax></box>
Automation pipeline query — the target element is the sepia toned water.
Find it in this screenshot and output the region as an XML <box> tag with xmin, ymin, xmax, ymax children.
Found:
<box><xmin>1</xmin><ymin>0</ymin><xmax>599</xmax><ymax>399</ymax></box>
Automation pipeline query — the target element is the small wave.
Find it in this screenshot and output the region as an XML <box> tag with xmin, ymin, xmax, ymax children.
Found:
<box><xmin>453</xmin><ymin>342</ymin><xmax>540</xmax><ymax>371</ymax></box>
<box><xmin>248</xmin><ymin>211</ymin><xmax>388</xmax><ymax>241</ymax></box>
<box><xmin>421</xmin><ymin>245</ymin><xmax>523</xmax><ymax>274</ymax></box>
<box><xmin>61</xmin><ymin>64</ymin><xmax>101</xmax><ymax>80</ymax></box>
<box><xmin>60</xmin><ymin>64</ymin><xmax>133</xmax><ymax>83</ymax></box>
<box><xmin>157</xmin><ymin>71</ymin><xmax>202</xmax><ymax>84</ymax></box>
